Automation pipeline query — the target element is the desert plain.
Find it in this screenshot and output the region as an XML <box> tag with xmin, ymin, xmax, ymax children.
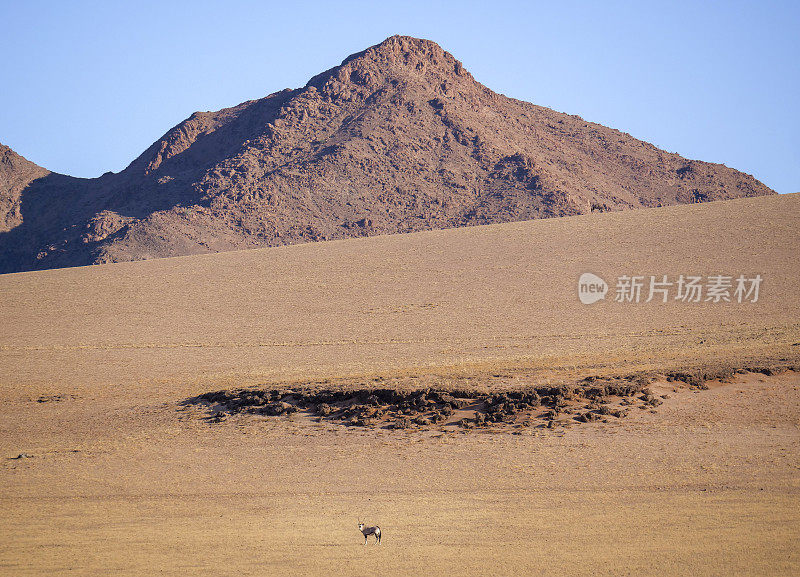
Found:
<box><xmin>1</xmin><ymin>192</ymin><xmax>799</xmax><ymax>575</ymax></box>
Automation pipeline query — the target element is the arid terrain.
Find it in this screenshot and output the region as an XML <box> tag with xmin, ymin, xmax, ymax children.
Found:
<box><xmin>0</xmin><ymin>36</ymin><xmax>774</xmax><ymax>273</ymax></box>
<box><xmin>1</xmin><ymin>193</ymin><xmax>799</xmax><ymax>575</ymax></box>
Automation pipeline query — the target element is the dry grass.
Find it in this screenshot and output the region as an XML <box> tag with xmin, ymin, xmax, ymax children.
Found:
<box><xmin>0</xmin><ymin>193</ymin><xmax>798</xmax><ymax>395</ymax></box>
<box><xmin>1</xmin><ymin>194</ymin><xmax>799</xmax><ymax>575</ymax></box>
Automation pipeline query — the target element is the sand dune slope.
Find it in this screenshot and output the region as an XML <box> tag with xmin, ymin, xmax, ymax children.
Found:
<box><xmin>0</xmin><ymin>194</ymin><xmax>799</xmax><ymax>575</ymax></box>
<box><xmin>0</xmin><ymin>192</ymin><xmax>797</xmax><ymax>394</ymax></box>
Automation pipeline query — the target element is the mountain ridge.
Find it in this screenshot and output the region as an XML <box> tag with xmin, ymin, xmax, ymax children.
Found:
<box><xmin>0</xmin><ymin>35</ymin><xmax>775</xmax><ymax>273</ymax></box>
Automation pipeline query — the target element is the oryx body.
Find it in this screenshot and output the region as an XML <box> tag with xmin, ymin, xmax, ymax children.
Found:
<box><xmin>358</xmin><ymin>522</ymin><xmax>381</xmax><ymax>544</ymax></box>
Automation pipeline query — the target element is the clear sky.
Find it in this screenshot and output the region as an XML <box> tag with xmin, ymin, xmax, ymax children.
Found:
<box><xmin>1</xmin><ymin>0</ymin><xmax>797</xmax><ymax>192</ymax></box>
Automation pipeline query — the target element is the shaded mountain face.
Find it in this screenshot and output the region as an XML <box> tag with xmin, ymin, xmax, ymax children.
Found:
<box><xmin>0</xmin><ymin>35</ymin><xmax>775</xmax><ymax>273</ymax></box>
<box><xmin>0</xmin><ymin>145</ymin><xmax>49</xmax><ymax>233</ymax></box>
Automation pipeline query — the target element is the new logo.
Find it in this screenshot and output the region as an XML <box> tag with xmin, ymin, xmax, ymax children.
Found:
<box><xmin>578</xmin><ymin>273</ymin><xmax>608</xmax><ymax>305</ymax></box>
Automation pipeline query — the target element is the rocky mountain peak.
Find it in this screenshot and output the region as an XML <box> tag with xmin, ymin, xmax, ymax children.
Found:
<box><xmin>0</xmin><ymin>36</ymin><xmax>776</xmax><ymax>273</ymax></box>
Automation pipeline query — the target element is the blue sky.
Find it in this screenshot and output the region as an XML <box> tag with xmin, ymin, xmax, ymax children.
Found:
<box><xmin>1</xmin><ymin>0</ymin><xmax>798</xmax><ymax>192</ymax></box>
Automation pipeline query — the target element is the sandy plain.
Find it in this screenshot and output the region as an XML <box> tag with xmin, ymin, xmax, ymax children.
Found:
<box><xmin>1</xmin><ymin>193</ymin><xmax>799</xmax><ymax>575</ymax></box>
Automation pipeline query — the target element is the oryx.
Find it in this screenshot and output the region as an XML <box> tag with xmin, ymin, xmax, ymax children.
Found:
<box><xmin>358</xmin><ymin>522</ymin><xmax>381</xmax><ymax>544</ymax></box>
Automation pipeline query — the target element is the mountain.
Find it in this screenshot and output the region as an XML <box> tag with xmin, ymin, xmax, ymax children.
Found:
<box><xmin>0</xmin><ymin>144</ymin><xmax>49</xmax><ymax>233</ymax></box>
<box><xmin>0</xmin><ymin>35</ymin><xmax>775</xmax><ymax>273</ymax></box>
